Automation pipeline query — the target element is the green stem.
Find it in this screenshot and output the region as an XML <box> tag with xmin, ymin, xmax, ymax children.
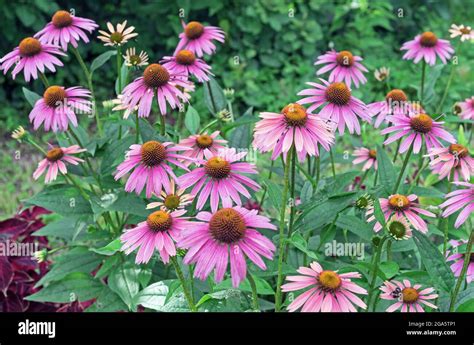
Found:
<box><xmin>284</xmin><ymin>144</ymin><xmax>297</xmax><ymax>259</ymax></box>
<box><xmin>392</xmin><ymin>144</ymin><xmax>413</xmax><ymax>194</ymax></box>
<box><xmin>436</xmin><ymin>42</ymin><xmax>461</xmax><ymax>114</ymax></box>
<box><xmin>247</xmin><ymin>274</ymin><xmax>260</xmax><ymax>311</ymax></box>
<box><xmin>39</xmin><ymin>72</ymin><xmax>49</xmax><ymax>88</ymax></box>
<box><xmin>420</xmin><ymin>60</ymin><xmax>426</xmax><ymax>104</ymax></box>
<box><xmin>443</xmin><ymin>171</ymin><xmax>455</xmax><ymax>256</ymax></box>
<box><xmin>26</xmin><ymin>137</ymin><xmax>47</xmax><ymax>155</ymax></box>
<box><xmin>274</xmin><ymin>148</ymin><xmax>292</xmax><ymax>312</ymax></box>
<box><xmin>63</xmin><ymin>174</ymin><xmax>90</xmax><ymax>201</ymax></box>
<box><xmin>329</xmin><ymin>148</ymin><xmax>336</xmax><ymax>178</ymax></box>
<box><xmin>116</xmin><ymin>46</ymin><xmax>123</xmax><ymax>138</ymax></box>
<box><xmin>449</xmin><ymin>228</ymin><xmax>473</xmax><ymax>312</ymax></box>
<box><xmin>358</xmin><ymin>169</ymin><xmax>370</xmax><ymax>189</ymax></box>
<box><xmin>170</xmin><ymin>256</ymin><xmax>197</xmax><ymax>312</ymax></box>
<box><xmin>366</xmin><ymin>235</ymin><xmax>388</xmax><ymax>311</ymax></box>
<box><xmin>71</xmin><ymin>47</ymin><xmax>102</xmax><ymax>135</ymax></box>
<box><xmin>392</xmin><ymin>139</ymin><xmax>402</xmax><ymax>163</ymax></box>
<box><xmin>315</xmin><ymin>155</ymin><xmax>320</xmax><ymax>189</ymax></box>
<box><xmin>160</xmin><ymin>115</ymin><xmax>166</xmax><ymax>136</ymax></box>
<box><xmin>135</xmin><ymin>115</ymin><xmax>140</xmax><ymax>143</ymax></box>
<box><xmin>199</xmin><ymin>119</ymin><xmax>219</xmax><ymax>134</ymax></box>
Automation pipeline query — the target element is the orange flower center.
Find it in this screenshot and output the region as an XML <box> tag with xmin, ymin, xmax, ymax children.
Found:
<box><xmin>185</xmin><ymin>21</ymin><xmax>205</xmax><ymax>39</ymax></box>
<box><xmin>385</xmin><ymin>89</ymin><xmax>408</xmax><ymax>103</ymax></box>
<box><xmin>205</xmin><ymin>157</ymin><xmax>231</xmax><ymax>179</ymax></box>
<box><xmin>146</xmin><ymin>210</ymin><xmax>172</xmax><ymax>232</ymax></box>
<box><xmin>402</xmin><ymin>287</ymin><xmax>419</xmax><ymax>304</ymax></box>
<box><xmin>176</xmin><ymin>50</ymin><xmax>196</xmax><ymax>65</ymax></box>
<box><xmin>318</xmin><ymin>270</ymin><xmax>342</xmax><ymax>290</ymax></box>
<box><xmin>325</xmin><ymin>82</ymin><xmax>351</xmax><ymax>106</ymax></box>
<box><xmin>388</xmin><ymin>194</ymin><xmax>410</xmax><ymax>211</ymax></box>
<box><xmin>46</xmin><ymin>148</ymin><xmax>64</xmax><ymax>162</ymax></box>
<box><xmin>420</xmin><ymin>31</ymin><xmax>438</xmax><ymax>47</ymax></box>
<box><xmin>143</xmin><ymin>63</ymin><xmax>170</xmax><ymax>88</ymax></box>
<box><xmin>410</xmin><ymin>113</ymin><xmax>433</xmax><ymax>133</ymax></box>
<box><xmin>196</xmin><ymin>134</ymin><xmax>213</xmax><ymax>149</ymax></box>
<box><xmin>43</xmin><ymin>86</ymin><xmax>67</xmax><ymax>107</ymax></box>
<box><xmin>52</xmin><ymin>10</ymin><xmax>73</xmax><ymax>28</ymax></box>
<box><xmin>163</xmin><ymin>194</ymin><xmax>181</xmax><ymax>210</ymax></box>
<box><xmin>368</xmin><ymin>149</ymin><xmax>377</xmax><ymax>159</ymax></box>
<box><xmin>209</xmin><ymin>208</ymin><xmax>246</xmax><ymax>243</ymax></box>
<box><xmin>336</xmin><ymin>50</ymin><xmax>354</xmax><ymax>67</ymax></box>
<box><xmin>140</xmin><ymin>141</ymin><xmax>166</xmax><ymax>167</ymax></box>
<box><xmin>282</xmin><ymin>103</ymin><xmax>308</xmax><ymax>127</ymax></box>
<box><xmin>19</xmin><ymin>37</ymin><xmax>42</xmax><ymax>57</ymax></box>
<box><xmin>449</xmin><ymin>144</ymin><xmax>468</xmax><ymax>159</ymax></box>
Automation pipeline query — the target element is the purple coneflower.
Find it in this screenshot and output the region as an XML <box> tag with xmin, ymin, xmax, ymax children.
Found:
<box><xmin>352</xmin><ymin>147</ymin><xmax>378</xmax><ymax>171</ymax></box>
<box><xmin>162</xmin><ymin>49</ymin><xmax>213</xmax><ymax>82</ymax></box>
<box><xmin>380</xmin><ymin>280</ymin><xmax>438</xmax><ymax>312</ymax></box>
<box><xmin>178</xmin><ymin>206</ymin><xmax>276</xmax><ymax>287</ymax></box>
<box><xmin>33</xmin><ymin>145</ymin><xmax>85</xmax><ymax>183</ymax></box>
<box><xmin>426</xmin><ymin>144</ymin><xmax>474</xmax><ymax>182</ymax></box>
<box><xmin>446</xmin><ymin>239</ymin><xmax>473</xmax><ymax>283</ymax></box>
<box><xmin>174</xmin><ymin>20</ymin><xmax>225</xmax><ymax>57</ymax></box>
<box><xmin>315</xmin><ymin>50</ymin><xmax>368</xmax><ymax>88</ymax></box>
<box><xmin>440</xmin><ymin>182</ymin><xmax>474</xmax><ymax>228</ymax></box>
<box><xmin>401</xmin><ymin>31</ymin><xmax>454</xmax><ymax>65</ymax></box>
<box><xmin>178</xmin><ymin>131</ymin><xmax>227</xmax><ymax>164</ymax></box>
<box><xmin>367</xmin><ymin>89</ymin><xmax>411</xmax><ymax>128</ymax></box>
<box><xmin>457</xmin><ymin>96</ymin><xmax>474</xmax><ymax>120</ymax></box>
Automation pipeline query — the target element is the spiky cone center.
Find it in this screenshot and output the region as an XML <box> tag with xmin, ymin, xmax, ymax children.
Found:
<box><xmin>388</xmin><ymin>220</ymin><xmax>408</xmax><ymax>240</ymax></box>
<box><xmin>164</xmin><ymin>194</ymin><xmax>181</xmax><ymax>210</ymax></box>
<box><xmin>410</xmin><ymin>114</ymin><xmax>433</xmax><ymax>133</ymax></box>
<box><xmin>282</xmin><ymin>103</ymin><xmax>308</xmax><ymax>127</ymax></box>
<box><xmin>205</xmin><ymin>157</ymin><xmax>231</xmax><ymax>179</ymax></box>
<box><xmin>388</xmin><ymin>194</ymin><xmax>410</xmax><ymax>212</ymax></box>
<box><xmin>52</xmin><ymin>10</ymin><xmax>73</xmax><ymax>28</ymax></box>
<box><xmin>460</xmin><ymin>27</ymin><xmax>471</xmax><ymax>35</ymax></box>
<box><xmin>449</xmin><ymin>144</ymin><xmax>468</xmax><ymax>159</ymax></box>
<box><xmin>355</xmin><ymin>195</ymin><xmax>372</xmax><ymax>209</ymax></box>
<box><xmin>140</xmin><ymin>141</ymin><xmax>166</xmax><ymax>167</ymax></box>
<box><xmin>385</xmin><ymin>89</ymin><xmax>408</xmax><ymax>103</ymax></box>
<box><xmin>185</xmin><ymin>21</ymin><xmax>205</xmax><ymax>39</ymax></box>
<box><xmin>143</xmin><ymin>64</ymin><xmax>170</xmax><ymax>88</ymax></box>
<box><xmin>110</xmin><ymin>31</ymin><xmax>124</xmax><ymax>44</ymax></box>
<box><xmin>325</xmin><ymin>82</ymin><xmax>351</xmax><ymax>106</ymax></box>
<box><xmin>402</xmin><ymin>287</ymin><xmax>419</xmax><ymax>304</ymax></box>
<box><xmin>19</xmin><ymin>37</ymin><xmax>42</xmax><ymax>57</ymax></box>
<box><xmin>195</xmin><ymin>134</ymin><xmax>214</xmax><ymax>149</ymax></box>
<box><xmin>420</xmin><ymin>31</ymin><xmax>438</xmax><ymax>47</ymax></box>
<box><xmin>368</xmin><ymin>149</ymin><xmax>377</xmax><ymax>159</ymax></box>
<box><xmin>43</xmin><ymin>86</ymin><xmax>67</xmax><ymax>107</ymax></box>
<box><xmin>176</xmin><ymin>50</ymin><xmax>196</xmax><ymax>65</ymax></box>
<box><xmin>318</xmin><ymin>270</ymin><xmax>342</xmax><ymax>291</ymax></box>
<box><xmin>46</xmin><ymin>148</ymin><xmax>64</xmax><ymax>162</ymax></box>
<box><xmin>129</xmin><ymin>54</ymin><xmax>142</xmax><ymax>66</ymax></box>
<box><xmin>146</xmin><ymin>210</ymin><xmax>173</xmax><ymax>232</ymax></box>
<box><xmin>209</xmin><ymin>208</ymin><xmax>246</xmax><ymax>244</ymax></box>
<box><xmin>336</xmin><ymin>50</ymin><xmax>354</xmax><ymax>67</ymax></box>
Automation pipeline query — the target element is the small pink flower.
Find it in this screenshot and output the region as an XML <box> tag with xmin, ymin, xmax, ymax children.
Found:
<box><xmin>0</xmin><ymin>37</ymin><xmax>65</xmax><ymax>82</ymax></box>
<box><xmin>382</xmin><ymin>113</ymin><xmax>455</xmax><ymax>154</ymax></box>
<box><xmin>114</xmin><ymin>141</ymin><xmax>191</xmax><ymax>198</ymax></box>
<box><xmin>457</xmin><ymin>96</ymin><xmax>474</xmax><ymax>120</ymax></box>
<box><xmin>178</xmin><ymin>206</ymin><xmax>276</xmax><ymax>287</ymax></box>
<box><xmin>162</xmin><ymin>49</ymin><xmax>213</xmax><ymax>82</ymax></box>
<box><xmin>35</xmin><ymin>10</ymin><xmax>98</xmax><ymax>51</ymax></box>
<box><xmin>352</xmin><ymin>147</ymin><xmax>378</xmax><ymax>171</ymax></box>
<box><xmin>401</xmin><ymin>31</ymin><xmax>454</xmax><ymax>66</ymax></box>
<box><xmin>29</xmin><ymin>85</ymin><xmax>91</xmax><ymax>132</ymax></box>
<box><xmin>380</xmin><ymin>280</ymin><xmax>438</xmax><ymax>312</ymax></box>
<box><xmin>178</xmin><ymin>131</ymin><xmax>227</xmax><ymax>164</ymax></box>
<box><xmin>178</xmin><ymin>148</ymin><xmax>260</xmax><ymax>212</ymax></box>
<box><xmin>297</xmin><ymin>79</ymin><xmax>371</xmax><ymax>135</ymax></box>
<box><xmin>174</xmin><ymin>20</ymin><xmax>225</xmax><ymax>57</ymax></box>
<box><xmin>314</xmin><ymin>50</ymin><xmax>368</xmax><ymax>88</ymax></box>
<box><xmin>426</xmin><ymin>144</ymin><xmax>474</xmax><ymax>182</ymax></box>
<box><xmin>446</xmin><ymin>239</ymin><xmax>474</xmax><ymax>283</ymax></box>
<box><xmin>253</xmin><ymin>103</ymin><xmax>334</xmax><ymax>162</ymax></box>
<box><xmin>440</xmin><ymin>182</ymin><xmax>474</xmax><ymax>228</ymax></box>
<box><xmin>366</xmin><ymin>194</ymin><xmax>435</xmax><ymax>233</ymax></box>
<box><xmin>121</xmin><ymin>209</ymin><xmax>192</xmax><ymax>264</ymax></box>
<box><xmin>120</xmin><ymin>63</ymin><xmax>190</xmax><ymax>117</ymax></box>
<box><xmin>33</xmin><ymin>145</ymin><xmax>86</xmax><ymax>183</ymax></box>
<box><xmin>282</xmin><ymin>262</ymin><xmax>367</xmax><ymax>312</ymax></box>
<box><xmin>367</xmin><ymin>89</ymin><xmax>412</xmax><ymax>128</ymax></box>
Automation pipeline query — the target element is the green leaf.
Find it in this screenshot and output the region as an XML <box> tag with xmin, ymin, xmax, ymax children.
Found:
<box><xmin>372</xmin><ymin>197</ymin><xmax>386</xmax><ymax>227</ymax></box>
<box><xmin>36</xmin><ymin>247</ymin><xmax>102</xmax><ymax>287</ymax></box>
<box><xmin>108</xmin><ymin>264</ymin><xmax>140</xmax><ymax>310</ymax></box>
<box><xmin>265</xmin><ymin>180</ymin><xmax>282</xmax><ymax>211</ymax></box>
<box><xmin>95</xmin><ymin>254</ymin><xmax>121</xmax><ymax>279</ymax></box>
<box><xmin>376</xmin><ymin>145</ymin><xmax>396</xmax><ymax>194</ymax></box>
<box><xmin>214</xmin><ymin>275</ymin><xmax>275</xmax><ymax>295</ymax></box>
<box><xmin>134</xmin><ymin>280</ymin><xmax>171</xmax><ymax>310</ymax></box>
<box><xmin>196</xmin><ymin>289</ymin><xmax>249</xmax><ymax>311</ymax></box>
<box><xmin>33</xmin><ymin>216</ymin><xmax>90</xmax><ymax>241</ymax></box>
<box><xmin>184</xmin><ymin>105</ymin><xmax>200</xmax><ymax>133</ymax></box>
<box><xmin>100</xmin><ymin>136</ymin><xmax>134</xmax><ymax>174</ymax></box>
<box><xmin>105</xmin><ymin>192</ymin><xmax>148</xmax><ymax>217</ymax></box>
<box><xmin>22</xmin><ymin>87</ymin><xmax>41</xmax><ymax>107</ymax></box>
<box><xmin>335</xmin><ymin>215</ymin><xmax>373</xmax><ymax>241</ymax></box>
<box><xmin>413</xmin><ymin>231</ymin><xmax>456</xmax><ymax>292</ymax></box>
<box><xmin>24</xmin><ymin>185</ymin><xmax>92</xmax><ymax>216</ymax></box>
<box><xmin>26</xmin><ymin>272</ymin><xmax>103</xmax><ymax>303</ymax></box>
<box><xmin>91</xmin><ymin>238</ymin><xmax>122</xmax><ymax>256</ymax></box>
<box><xmin>203</xmin><ymin>77</ymin><xmax>227</xmax><ymax>115</ymax></box>
<box><xmin>138</xmin><ymin>118</ymin><xmax>168</xmax><ymax>142</ymax></box>
<box><xmin>90</xmin><ymin>50</ymin><xmax>117</xmax><ymax>74</ymax></box>
<box><xmin>85</xmin><ymin>286</ymin><xmax>128</xmax><ymax>312</ymax></box>
<box><xmin>300</xmin><ymin>181</ymin><xmax>313</xmax><ymax>204</ymax></box>
<box><xmin>379</xmin><ymin>261</ymin><xmax>399</xmax><ymax>279</ymax></box>
<box><xmin>287</xmin><ymin>232</ymin><xmax>318</xmax><ymax>260</ymax></box>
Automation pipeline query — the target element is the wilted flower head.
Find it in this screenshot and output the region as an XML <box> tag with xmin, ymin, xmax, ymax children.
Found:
<box><xmin>449</xmin><ymin>24</ymin><xmax>474</xmax><ymax>42</ymax></box>
<box><xmin>123</xmin><ymin>47</ymin><xmax>149</xmax><ymax>67</ymax></box>
<box><xmin>11</xmin><ymin>126</ymin><xmax>27</xmax><ymax>141</ymax></box>
<box><xmin>374</xmin><ymin>67</ymin><xmax>390</xmax><ymax>82</ymax></box>
<box><xmin>98</xmin><ymin>21</ymin><xmax>138</xmax><ymax>46</ymax></box>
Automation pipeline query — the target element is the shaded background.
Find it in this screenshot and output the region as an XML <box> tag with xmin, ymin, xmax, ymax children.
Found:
<box><xmin>0</xmin><ymin>0</ymin><xmax>473</xmax><ymax>217</ymax></box>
